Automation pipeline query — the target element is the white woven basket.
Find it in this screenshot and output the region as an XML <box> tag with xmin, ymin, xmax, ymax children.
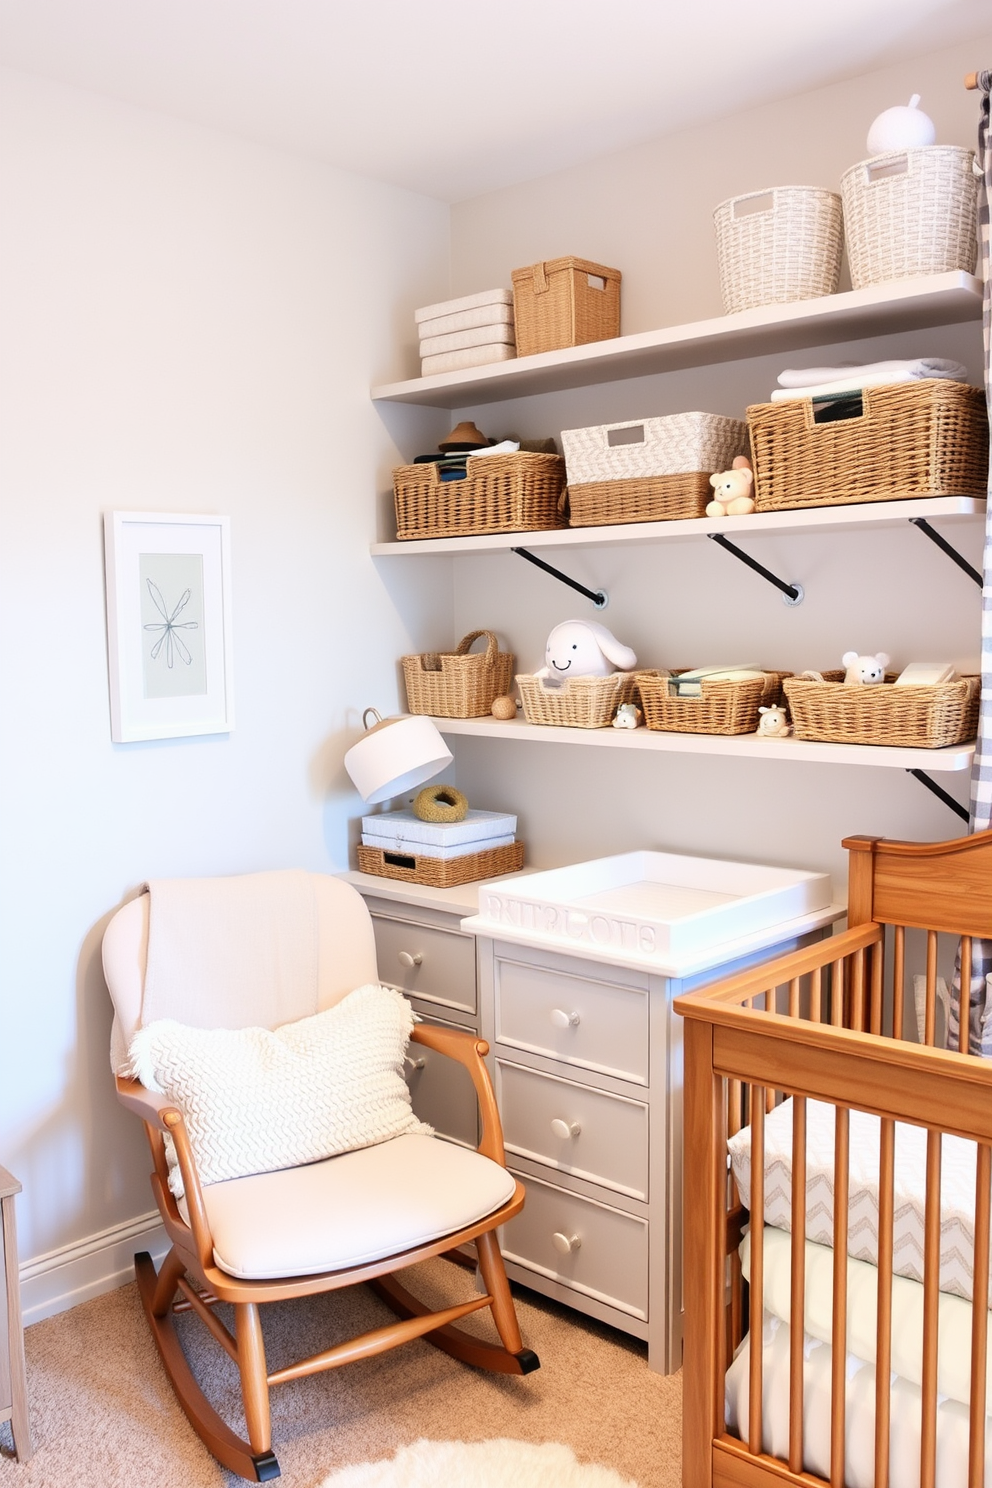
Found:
<box><xmin>561</xmin><ymin>413</ymin><xmax>747</xmax><ymax>484</ymax></box>
<box><xmin>713</xmin><ymin>186</ymin><xmax>843</xmax><ymax>314</ymax></box>
<box><xmin>841</xmin><ymin>146</ymin><xmax>979</xmax><ymax>288</ymax></box>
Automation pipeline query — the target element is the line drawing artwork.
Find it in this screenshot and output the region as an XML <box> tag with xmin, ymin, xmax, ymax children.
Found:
<box><xmin>143</xmin><ymin>579</ymin><xmax>199</xmax><ymax>668</ymax></box>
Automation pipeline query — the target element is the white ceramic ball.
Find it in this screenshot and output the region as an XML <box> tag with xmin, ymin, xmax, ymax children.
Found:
<box><xmin>867</xmin><ymin>95</ymin><xmax>936</xmax><ymax>155</ymax></box>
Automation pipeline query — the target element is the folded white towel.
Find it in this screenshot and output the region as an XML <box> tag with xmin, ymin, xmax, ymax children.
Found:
<box><xmin>420</xmin><ymin>323</ymin><xmax>516</xmax><ymax>356</ymax></box>
<box><xmin>467</xmin><ymin>439</ymin><xmax>520</xmax><ymax>457</ymax></box>
<box><xmin>417</xmin><ymin>302</ymin><xmax>514</xmax><ymax>338</ymax></box>
<box><xmin>776</xmin><ymin>358</ymin><xmax>966</xmax><ymax>389</ymax></box>
<box><xmin>769</xmin><ymin>365</ymin><xmax>968</xmax><ymax>402</ymax></box>
<box><xmin>420</xmin><ymin>343</ymin><xmax>516</xmax><ymax>376</ymax></box>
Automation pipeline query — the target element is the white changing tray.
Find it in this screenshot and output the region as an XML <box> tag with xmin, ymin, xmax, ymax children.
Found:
<box><xmin>468</xmin><ymin>850</ymin><xmax>832</xmax><ymax>966</ymax></box>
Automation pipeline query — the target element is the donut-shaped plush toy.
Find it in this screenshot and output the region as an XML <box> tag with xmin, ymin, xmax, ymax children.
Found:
<box><xmin>413</xmin><ymin>784</ymin><xmax>469</xmax><ymax>823</ymax></box>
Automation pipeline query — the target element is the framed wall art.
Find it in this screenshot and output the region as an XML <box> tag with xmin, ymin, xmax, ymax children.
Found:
<box><xmin>104</xmin><ymin>511</ymin><xmax>234</xmax><ymax>743</ymax></box>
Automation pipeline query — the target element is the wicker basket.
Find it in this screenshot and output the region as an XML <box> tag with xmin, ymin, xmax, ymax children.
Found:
<box><xmin>562</xmin><ymin>412</ymin><xmax>748</xmax><ymax>526</ymax></box>
<box><xmin>783</xmin><ymin>672</ymin><xmax>980</xmax><ymax>749</ymax></box>
<box><xmin>402</xmin><ymin>630</ymin><xmax>515</xmax><ymax>718</ymax></box>
<box><xmin>511</xmin><ymin>258</ymin><xmax>621</xmax><ymax>357</ymax></box>
<box><xmin>841</xmin><ymin>147</ymin><xmax>979</xmax><ymax>289</ymax></box>
<box><xmin>393</xmin><ymin>452</ymin><xmax>566</xmax><ymax>540</ymax></box>
<box><xmin>748</xmin><ymin>381</ymin><xmax>989</xmax><ymax>512</ymax></box>
<box><xmin>637</xmin><ymin>671</ymin><xmax>789</xmax><ymax>736</ymax></box>
<box><xmin>516</xmin><ymin>671</ymin><xmax>645</xmax><ymax>729</ymax></box>
<box><xmin>356</xmin><ymin>839</ymin><xmax>524</xmax><ymax>887</ymax></box>
<box><xmin>713</xmin><ymin>187</ymin><xmax>842</xmax><ymax>314</ymax></box>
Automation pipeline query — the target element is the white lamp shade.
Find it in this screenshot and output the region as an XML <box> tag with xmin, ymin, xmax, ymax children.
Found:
<box><xmin>344</xmin><ymin>713</ymin><xmax>453</xmax><ymax>805</ymax></box>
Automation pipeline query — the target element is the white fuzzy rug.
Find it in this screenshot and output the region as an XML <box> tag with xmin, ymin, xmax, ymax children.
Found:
<box><xmin>318</xmin><ymin>1438</ymin><xmax>643</xmax><ymax>1487</ymax></box>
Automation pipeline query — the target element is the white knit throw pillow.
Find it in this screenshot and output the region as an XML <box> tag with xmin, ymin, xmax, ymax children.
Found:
<box><xmin>128</xmin><ymin>984</ymin><xmax>431</xmax><ymax>1193</ymax></box>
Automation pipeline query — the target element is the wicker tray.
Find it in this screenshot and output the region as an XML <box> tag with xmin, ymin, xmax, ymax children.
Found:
<box><xmin>637</xmin><ymin>671</ymin><xmax>789</xmax><ymax>736</ymax></box>
<box><xmin>393</xmin><ymin>453</ymin><xmax>566</xmax><ymax>540</ymax></box>
<box><xmin>516</xmin><ymin>671</ymin><xmax>646</xmax><ymax>729</ymax></box>
<box><xmin>356</xmin><ymin>840</ymin><xmax>524</xmax><ymax>887</ymax></box>
<box><xmin>748</xmin><ymin>381</ymin><xmax>988</xmax><ymax>512</ymax></box>
<box><xmin>567</xmin><ymin>471</ymin><xmax>712</xmax><ymax>526</ymax></box>
<box><xmin>402</xmin><ymin>630</ymin><xmax>515</xmax><ymax>718</ymax></box>
<box><xmin>783</xmin><ymin>672</ymin><xmax>980</xmax><ymax>748</ymax></box>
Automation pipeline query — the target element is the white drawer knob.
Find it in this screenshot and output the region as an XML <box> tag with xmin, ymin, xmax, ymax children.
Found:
<box><xmin>398</xmin><ymin>951</ymin><xmax>423</xmax><ymax>969</ymax></box>
<box><xmin>552</xmin><ymin>1231</ymin><xmax>582</xmax><ymax>1256</ymax></box>
<box><xmin>405</xmin><ymin>1054</ymin><xmax>426</xmax><ymax>1072</ymax></box>
<box><xmin>550</xmin><ymin>1118</ymin><xmax>581</xmax><ymax>1140</ymax></box>
<box><xmin>550</xmin><ymin>1007</ymin><xmax>580</xmax><ymax>1029</ymax></box>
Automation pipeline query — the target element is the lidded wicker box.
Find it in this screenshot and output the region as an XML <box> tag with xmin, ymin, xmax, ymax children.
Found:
<box><xmin>783</xmin><ymin>672</ymin><xmax>980</xmax><ymax>749</ymax></box>
<box><xmin>402</xmin><ymin>631</ymin><xmax>515</xmax><ymax>718</ymax></box>
<box><xmin>637</xmin><ymin>670</ymin><xmax>788</xmax><ymax>737</ymax></box>
<box><xmin>748</xmin><ymin>380</ymin><xmax>988</xmax><ymax>512</ymax></box>
<box><xmin>561</xmin><ymin>413</ymin><xmax>748</xmax><ymax>526</ymax></box>
<box><xmin>392</xmin><ymin>452</ymin><xmax>566</xmax><ymax>540</ymax></box>
<box><xmin>511</xmin><ymin>258</ymin><xmax>621</xmax><ymax>357</ymax></box>
<box><xmin>516</xmin><ymin>671</ymin><xmax>644</xmax><ymax>729</ymax></box>
<box><xmin>713</xmin><ymin>187</ymin><xmax>842</xmax><ymax>314</ymax></box>
<box><xmin>841</xmin><ymin>147</ymin><xmax>979</xmax><ymax>288</ymax></box>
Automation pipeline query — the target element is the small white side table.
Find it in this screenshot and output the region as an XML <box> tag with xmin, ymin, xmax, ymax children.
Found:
<box><xmin>0</xmin><ymin>1165</ymin><xmax>31</xmax><ymax>1461</ymax></box>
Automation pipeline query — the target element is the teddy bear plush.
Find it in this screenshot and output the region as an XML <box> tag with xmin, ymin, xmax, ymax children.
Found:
<box><xmin>706</xmin><ymin>455</ymin><xmax>755</xmax><ymax>518</ymax></box>
<box><xmin>612</xmin><ymin>702</ymin><xmax>643</xmax><ymax>729</ymax></box>
<box><xmin>842</xmin><ymin>650</ymin><xmax>891</xmax><ymax>685</ymax></box>
<box><xmin>755</xmin><ymin>704</ymin><xmax>791</xmax><ymax>738</ymax></box>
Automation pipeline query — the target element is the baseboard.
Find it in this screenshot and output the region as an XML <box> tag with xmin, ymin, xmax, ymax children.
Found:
<box><xmin>19</xmin><ymin>1210</ymin><xmax>171</xmax><ymax>1325</ymax></box>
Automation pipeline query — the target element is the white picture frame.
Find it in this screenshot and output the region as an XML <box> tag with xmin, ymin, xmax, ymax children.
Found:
<box><xmin>104</xmin><ymin>511</ymin><xmax>235</xmax><ymax>743</ymax></box>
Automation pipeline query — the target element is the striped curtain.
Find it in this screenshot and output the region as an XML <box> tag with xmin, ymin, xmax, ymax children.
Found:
<box><xmin>949</xmin><ymin>70</ymin><xmax>992</xmax><ymax>1055</ymax></box>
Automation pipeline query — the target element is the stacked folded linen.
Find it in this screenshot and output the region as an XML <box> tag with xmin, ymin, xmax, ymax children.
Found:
<box><xmin>769</xmin><ymin>356</ymin><xmax>967</xmax><ymax>402</ymax></box>
<box><xmin>361</xmin><ymin>807</ymin><xmax>518</xmax><ymax>862</ymax></box>
<box><xmin>415</xmin><ymin>289</ymin><xmax>516</xmax><ymax>376</ymax></box>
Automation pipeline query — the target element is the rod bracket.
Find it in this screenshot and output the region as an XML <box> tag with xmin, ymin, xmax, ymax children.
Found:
<box><xmin>909</xmin><ymin>518</ymin><xmax>982</xmax><ymax>587</ymax></box>
<box><xmin>707</xmin><ymin>533</ymin><xmax>803</xmax><ymax>604</ymax></box>
<box><xmin>511</xmin><ymin>547</ymin><xmax>608</xmax><ymax>608</ymax></box>
<box><xmin>906</xmin><ymin>768</ymin><xmax>970</xmax><ymax>823</ymax></box>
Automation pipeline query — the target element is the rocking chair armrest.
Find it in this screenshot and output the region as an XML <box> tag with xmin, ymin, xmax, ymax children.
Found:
<box><xmin>115</xmin><ymin>1074</ymin><xmax>179</xmax><ymax>1127</ymax></box>
<box><xmin>409</xmin><ymin>1022</ymin><xmax>507</xmax><ymax>1166</ymax></box>
<box><xmin>115</xmin><ymin>1076</ymin><xmax>215</xmax><ymax>1271</ymax></box>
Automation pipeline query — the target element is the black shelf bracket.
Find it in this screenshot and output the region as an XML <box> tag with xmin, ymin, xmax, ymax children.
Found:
<box><xmin>906</xmin><ymin>768</ymin><xmax>970</xmax><ymax>823</ymax></box>
<box><xmin>511</xmin><ymin>547</ymin><xmax>608</xmax><ymax>608</ymax></box>
<box><xmin>707</xmin><ymin>533</ymin><xmax>803</xmax><ymax>605</ymax></box>
<box><xmin>909</xmin><ymin>518</ymin><xmax>983</xmax><ymax>587</ymax></box>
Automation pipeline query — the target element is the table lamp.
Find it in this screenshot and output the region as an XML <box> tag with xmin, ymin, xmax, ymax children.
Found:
<box><xmin>344</xmin><ymin>708</ymin><xmax>453</xmax><ymax>805</ymax></box>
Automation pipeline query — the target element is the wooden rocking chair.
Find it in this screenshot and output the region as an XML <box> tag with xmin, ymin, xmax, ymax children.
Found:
<box><xmin>102</xmin><ymin>873</ymin><xmax>537</xmax><ymax>1482</ymax></box>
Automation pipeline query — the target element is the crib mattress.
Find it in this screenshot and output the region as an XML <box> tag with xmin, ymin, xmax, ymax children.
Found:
<box><xmin>728</xmin><ymin>1096</ymin><xmax>991</xmax><ymax>1305</ymax></box>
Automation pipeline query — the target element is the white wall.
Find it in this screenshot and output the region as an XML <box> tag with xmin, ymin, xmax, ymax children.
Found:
<box><xmin>0</xmin><ymin>68</ymin><xmax>452</xmax><ymax>1288</ymax></box>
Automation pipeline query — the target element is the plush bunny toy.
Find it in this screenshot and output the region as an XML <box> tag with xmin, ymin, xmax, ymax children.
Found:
<box><xmin>535</xmin><ymin>619</ymin><xmax>638</xmax><ymax>679</ymax></box>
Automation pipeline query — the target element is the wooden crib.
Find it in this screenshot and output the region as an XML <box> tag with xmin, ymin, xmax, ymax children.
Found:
<box><xmin>675</xmin><ymin>828</ymin><xmax>992</xmax><ymax>1488</ymax></box>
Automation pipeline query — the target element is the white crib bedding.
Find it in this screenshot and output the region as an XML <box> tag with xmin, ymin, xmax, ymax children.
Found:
<box><xmin>727</xmin><ymin>1096</ymin><xmax>990</xmax><ymax>1305</ymax></box>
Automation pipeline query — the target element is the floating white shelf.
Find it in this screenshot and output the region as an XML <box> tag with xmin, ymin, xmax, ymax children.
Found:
<box><xmin>430</xmin><ymin>714</ymin><xmax>975</xmax><ymax>774</ymax></box>
<box><xmin>371</xmin><ymin>495</ymin><xmax>985</xmax><ymax>557</ymax></box>
<box><xmin>371</xmin><ymin>272</ymin><xmax>983</xmax><ymax>409</ymax></box>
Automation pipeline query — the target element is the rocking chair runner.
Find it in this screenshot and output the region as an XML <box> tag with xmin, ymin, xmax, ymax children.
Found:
<box><xmin>103</xmin><ymin>872</ymin><xmax>538</xmax><ymax>1483</ymax></box>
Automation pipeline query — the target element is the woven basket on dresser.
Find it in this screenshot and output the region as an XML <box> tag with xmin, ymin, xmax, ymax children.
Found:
<box><xmin>401</xmin><ymin>631</ymin><xmax>514</xmax><ymax>718</ymax></box>
<box><xmin>393</xmin><ymin>453</ymin><xmax>566</xmax><ymax>540</ymax></box>
<box><xmin>713</xmin><ymin>187</ymin><xmax>842</xmax><ymax>314</ymax></box>
<box><xmin>783</xmin><ymin>673</ymin><xmax>980</xmax><ymax>749</ymax></box>
<box><xmin>841</xmin><ymin>146</ymin><xmax>979</xmax><ymax>287</ymax></box>
<box><xmin>356</xmin><ymin>839</ymin><xmax>524</xmax><ymax>888</ymax></box>
<box><xmin>637</xmin><ymin>671</ymin><xmax>789</xmax><ymax>736</ymax></box>
<box><xmin>516</xmin><ymin>671</ymin><xmax>647</xmax><ymax>729</ymax></box>
<box><xmin>748</xmin><ymin>381</ymin><xmax>989</xmax><ymax>511</ymax></box>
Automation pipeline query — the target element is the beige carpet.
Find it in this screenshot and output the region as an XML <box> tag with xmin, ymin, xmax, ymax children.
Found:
<box><xmin>0</xmin><ymin>1259</ymin><xmax>681</xmax><ymax>1487</ymax></box>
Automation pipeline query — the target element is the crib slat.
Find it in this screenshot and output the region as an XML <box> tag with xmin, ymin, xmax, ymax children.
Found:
<box><xmin>830</xmin><ymin>1106</ymin><xmax>849</xmax><ymax>1488</ymax></box>
<box><xmin>920</xmin><ymin>1129</ymin><xmax>942</xmax><ymax>1488</ymax></box>
<box><xmin>830</xmin><ymin>959</ymin><xmax>844</xmax><ymax>1028</ymax></box>
<box><xmin>893</xmin><ymin>925</ymin><xmax>905</xmax><ymax>1039</ymax></box>
<box><xmin>810</xmin><ymin>964</ymin><xmax>822</xmax><ymax>1024</ymax></box>
<box><xmin>869</xmin><ymin>938</ymin><xmax>884</xmax><ymax>1035</ymax></box>
<box><xmin>874</xmin><ymin>1117</ymin><xmax>895</xmax><ymax>1488</ymax></box>
<box><xmin>748</xmin><ymin>1092</ymin><xmax>765</xmax><ymax>1459</ymax></box>
<box><xmin>924</xmin><ymin>930</ymin><xmax>938</xmax><ymax>1047</ymax></box>
<box><xmin>969</xmin><ymin>1144</ymin><xmax>990</xmax><ymax>1488</ymax></box>
<box><xmin>788</xmin><ymin>1096</ymin><xmax>807</xmax><ymax>1476</ymax></box>
<box><xmin>851</xmin><ymin>947</ymin><xmax>865</xmax><ymax>1031</ymax></box>
<box><xmin>788</xmin><ymin>976</ymin><xmax>800</xmax><ymax>1020</ymax></box>
<box><xmin>960</xmin><ymin>937</ymin><xmax>973</xmax><ymax>1056</ymax></box>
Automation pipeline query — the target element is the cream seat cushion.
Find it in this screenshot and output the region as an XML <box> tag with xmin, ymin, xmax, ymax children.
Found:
<box><xmin>188</xmin><ymin>1133</ymin><xmax>518</xmax><ymax>1279</ymax></box>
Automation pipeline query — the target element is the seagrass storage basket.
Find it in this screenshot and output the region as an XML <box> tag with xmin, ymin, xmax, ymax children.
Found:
<box><xmin>637</xmin><ymin>671</ymin><xmax>789</xmax><ymax>736</ymax></box>
<box><xmin>511</xmin><ymin>258</ymin><xmax>621</xmax><ymax>357</ymax></box>
<box><xmin>561</xmin><ymin>413</ymin><xmax>748</xmax><ymax>526</ymax></box>
<box><xmin>841</xmin><ymin>147</ymin><xmax>979</xmax><ymax>288</ymax></box>
<box><xmin>516</xmin><ymin>671</ymin><xmax>645</xmax><ymax>729</ymax></box>
<box><xmin>748</xmin><ymin>381</ymin><xmax>988</xmax><ymax>511</ymax></box>
<box><xmin>393</xmin><ymin>452</ymin><xmax>566</xmax><ymax>540</ymax></box>
<box><xmin>356</xmin><ymin>839</ymin><xmax>524</xmax><ymax>887</ymax></box>
<box><xmin>713</xmin><ymin>187</ymin><xmax>842</xmax><ymax>314</ymax></box>
<box><xmin>783</xmin><ymin>673</ymin><xmax>980</xmax><ymax>749</ymax></box>
<box><xmin>401</xmin><ymin>630</ymin><xmax>515</xmax><ymax>718</ymax></box>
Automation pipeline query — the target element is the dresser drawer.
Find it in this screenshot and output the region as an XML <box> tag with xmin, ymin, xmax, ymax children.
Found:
<box><xmin>406</xmin><ymin>1014</ymin><xmax>479</xmax><ymax>1149</ymax></box>
<box><xmin>371</xmin><ymin>913</ymin><xmax>476</xmax><ymax>1015</ymax></box>
<box><xmin>496</xmin><ymin>1059</ymin><xmax>648</xmax><ymax>1200</ymax></box>
<box><xmin>502</xmin><ymin>1171</ymin><xmax>648</xmax><ymax>1320</ymax></box>
<box><xmin>493</xmin><ymin>954</ymin><xmax>648</xmax><ymax>1083</ymax></box>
